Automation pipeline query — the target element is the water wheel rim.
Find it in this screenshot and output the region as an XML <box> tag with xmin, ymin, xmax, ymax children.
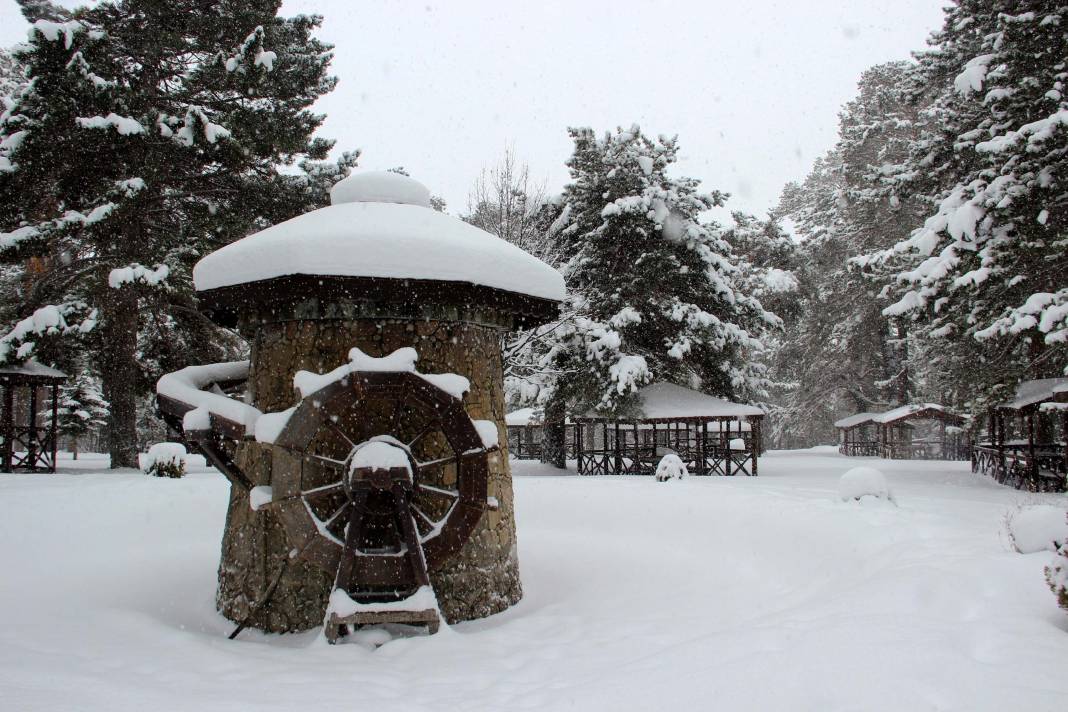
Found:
<box><xmin>271</xmin><ymin>370</ymin><xmax>489</xmax><ymax>580</ymax></box>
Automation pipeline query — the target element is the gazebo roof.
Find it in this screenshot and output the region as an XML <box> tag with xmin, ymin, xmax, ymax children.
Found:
<box><xmin>505</xmin><ymin>407</ymin><xmax>573</xmax><ymax>427</ymax></box>
<box><xmin>999</xmin><ymin>377</ymin><xmax>1068</xmax><ymax>410</ymax></box>
<box><xmin>505</xmin><ymin>407</ymin><xmax>537</xmax><ymax>427</ymax></box>
<box><xmin>580</xmin><ymin>382</ymin><xmax>764</xmax><ymax>422</ymax></box>
<box><xmin>0</xmin><ymin>360</ymin><xmax>67</xmax><ymax>384</ymax></box>
<box><xmin>834</xmin><ymin>412</ymin><xmax>880</xmax><ymax>429</ymax></box>
<box><xmin>872</xmin><ymin>403</ymin><xmax>962</xmax><ymax>426</ymax></box>
<box><xmin>835</xmin><ymin>404</ymin><xmax>965</xmax><ymax>429</ymax></box>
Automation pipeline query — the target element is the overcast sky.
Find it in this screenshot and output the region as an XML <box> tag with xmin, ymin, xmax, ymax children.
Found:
<box><xmin>0</xmin><ymin>0</ymin><xmax>947</xmax><ymax>218</ymax></box>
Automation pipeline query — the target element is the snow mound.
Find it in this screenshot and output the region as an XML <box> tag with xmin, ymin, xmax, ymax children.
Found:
<box><xmin>351</xmin><ymin>441</ymin><xmax>412</xmax><ymax>473</ymax></box>
<box><xmin>330</xmin><ymin>170</ymin><xmax>431</xmax><ymax>208</ymax></box>
<box><xmin>838</xmin><ymin>466</ymin><xmax>894</xmax><ymax>503</ymax></box>
<box><xmin>156</xmin><ymin>361</ymin><xmax>260</xmax><ymax>435</ymax></box>
<box><xmin>655</xmin><ymin>453</ymin><xmax>688</xmax><ymax>481</ymax></box>
<box><xmin>248</xmin><ymin>485</ymin><xmax>273</xmax><ymax>511</ymax></box>
<box><xmin>142</xmin><ymin>442</ymin><xmax>187</xmax><ymax>478</ymax></box>
<box><xmin>1006</xmin><ymin>505</ymin><xmax>1068</xmax><ymax>554</ymax></box>
<box><xmin>327</xmin><ymin>584</ymin><xmax>438</xmax><ymax>617</ymax></box>
<box><xmin>293</xmin><ymin>346</ymin><xmax>471</xmax><ymax>400</ymax></box>
<box><xmin>472</xmin><ymin>420</ymin><xmax>500</xmax><ymax>449</ymax></box>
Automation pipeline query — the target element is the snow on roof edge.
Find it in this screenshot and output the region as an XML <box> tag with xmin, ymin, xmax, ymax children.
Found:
<box><xmin>193</xmin><ymin>201</ymin><xmax>565</xmax><ymax>303</ymax></box>
<box><xmin>578</xmin><ymin>382</ymin><xmax>764</xmax><ymax>420</ymax></box>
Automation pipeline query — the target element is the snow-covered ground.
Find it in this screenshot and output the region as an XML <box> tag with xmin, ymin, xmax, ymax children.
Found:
<box><xmin>2</xmin><ymin>448</ymin><xmax>1066</xmax><ymax>711</ymax></box>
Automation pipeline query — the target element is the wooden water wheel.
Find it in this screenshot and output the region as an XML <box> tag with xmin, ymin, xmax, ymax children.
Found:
<box><xmin>158</xmin><ymin>361</ymin><xmax>496</xmax><ymax>640</ymax></box>
<box><xmin>265</xmin><ymin>369</ymin><xmax>492</xmax><ymax>639</ymax></box>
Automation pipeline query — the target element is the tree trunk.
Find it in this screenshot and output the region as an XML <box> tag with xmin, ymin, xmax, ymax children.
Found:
<box><xmin>99</xmin><ymin>287</ymin><xmax>140</xmax><ymax>469</ymax></box>
<box><xmin>542</xmin><ymin>394</ymin><xmax>568</xmax><ymax>469</ymax></box>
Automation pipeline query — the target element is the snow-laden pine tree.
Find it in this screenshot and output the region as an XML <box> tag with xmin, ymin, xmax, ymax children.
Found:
<box><xmin>54</xmin><ymin>363</ymin><xmax>108</xmax><ymax>458</ymax></box>
<box><xmin>857</xmin><ymin>1</ymin><xmax>1068</xmax><ymax>407</ymax></box>
<box><xmin>543</xmin><ymin>126</ymin><xmax>777</xmax><ymax>423</ymax></box>
<box><xmin>0</xmin><ymin>0</ymin><xmax>355</xmax><ymax>466</ymax></box>
<box><xmin>771</xmin><ymin>62</ymin><xmax>926</xmax><ymax>445</ymax></box>
<box><xmin>722</xmin><ymin>211</ymin><xmax>800</xmax><ymax>444</ymax></box>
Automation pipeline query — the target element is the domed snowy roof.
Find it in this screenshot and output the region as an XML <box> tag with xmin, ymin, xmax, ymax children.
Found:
<box><xmin>328</xmin><ymin>171</ymin><xmax>432</xmax><ymax>208</ymax></box>
<box><xmin>193</xmin><ymin>171</ymin><xmax>565</xmax><ymax>304</ymax></box>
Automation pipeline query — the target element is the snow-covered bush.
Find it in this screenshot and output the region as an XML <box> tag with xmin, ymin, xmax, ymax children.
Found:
<box><xmin>838</xmin><ymin>466</ymin><xmax>893</xmax><ymax>503</ymax></box>
<box><xmin>1048</xmin><ymin>541</ymin><xmax>1068</xmax><ymax>613</ymax></box>
<box><xmin>655</xmin><ymin>453</ymin><xmax>687</xmax><ymax>482</ymax></box>
<box><xmin>143</xmin><ymin>442</ymin><xmax>187</xmax><ymax>478</ymax></box>
<box><xmin>1005</xmin><ymin>505</ymin><xmax>1068</xmax><ymax>554</ymax></box>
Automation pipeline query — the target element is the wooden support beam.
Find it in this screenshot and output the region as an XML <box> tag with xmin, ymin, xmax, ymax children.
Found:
<box><xmin>1</xmin><ymin>382</ymin><xmax>12</xmax><ymax>473</ymax></box>
<box><xmin>26</xmin><ymin>385</ymin><xmax>37</xmax><ymax>470</ymax></box>
<box><xmin>50</xmin><ymin>384</ymin><xmax>59</xmax><ymax>472</ymax></box>
<box><xmin>1027</xmin><ymin>411</ymin><xmax>1038</xmax><ymax>484</ymax></box>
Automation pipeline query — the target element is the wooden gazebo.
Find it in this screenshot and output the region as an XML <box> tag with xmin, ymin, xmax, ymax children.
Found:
<box><xmin>835</xmin><ymin>403</ymin><xmax>968</xmax><ymax>461</ymax></box>
<box><xmin>574</xmin><ymin>382</ymin><xmax>764</xmax><ymax>476</ymax></box>
<box><xmin>505</xmin><ymin>407</ymin><xmax>575</xmax><ymax>460</ymax></box>
<box><xmin>834</xmin><ymin>412</ymin><xmax>880</xmax><ymax>456</ymax></box>
<box><xmin>972</xmin><ymin>378</ymin><xmax>1067</xmax><ymax>492</ymax></box>
<box><xmin>1</xmin><ymin>361</ymin><xmax>67</xmax><ymax>473</ymax></box>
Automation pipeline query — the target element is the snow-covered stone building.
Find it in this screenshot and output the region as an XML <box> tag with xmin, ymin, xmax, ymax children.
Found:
<box><xmin>157</xmin><ymin>171</ymin><xmax>564</xmax><ymax>635</ymax></box>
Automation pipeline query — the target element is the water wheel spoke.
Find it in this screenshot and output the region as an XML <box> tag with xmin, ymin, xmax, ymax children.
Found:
<box><xmin>320</xmin><ymin>500</ymin><xmax>350</xmax><ymax>527</ymax></box>
<box><xmin>325</xmin><ymin>418</ymin><xmax>358</xmax><ymax>450</ymax></box>
<box><xmin>303</xmin><ymin>481</ymin><xmax>344</xmax><ymax>497</ymax></box>
<box><xmin>416</xmin><ymin>454</ymin><xmax>459</xmax><ymax>470</ymax></box>
<box><xmin>415</xmin><ymin>482</ymin><xmax>460</xmax><ymax>499</ymax></box>
<box><xmin>307</xmin><ymin>453</ymin><xmax>348</xmax><ymax>468</ymax></box>
<box><xmin>407</xmin><ymin>416</ymin><xmax>445</xmax><ymax>448</ymax></box>
<box><xmin>411</xmin><ymin>503</ymin><xmax>440</xmax><ymax>528</ymax></box>
<box><xmin>261</xmin><ymin>483</ymin><xmax>343</xmax><ymax>508</ymax></box>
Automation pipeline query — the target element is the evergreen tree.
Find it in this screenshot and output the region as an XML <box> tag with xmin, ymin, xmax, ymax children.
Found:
<box><xmin>55</xmin><ymin>363</ymin><xmax>108</xmax><ymax>458</ymax></box>
<box><xmin>544</xmin><ymin>125</ymin><xmax>777</xmax><ymax>420</ymax></box>
<box><xmin>858</xmin><ymin>1</ymin><xmax>1068</xmax><ymax>410</ymax></box>
<box><xmin>771</xmin><ymin>62</ymin><xmax>924</xmax><ymax>445</ymax></box>
<box><xmin>0</xmin><ymin>1</ymin><xmax>355</xmax><ymax>466</ymax></box>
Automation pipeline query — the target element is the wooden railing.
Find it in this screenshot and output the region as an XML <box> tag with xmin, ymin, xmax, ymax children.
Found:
<box><xmin>840</xmin><ymin>441</ymin><xmax>879</xmax><ymax>456</ymax></box>
<box><xmin>576</xmin><ymin>443</ymin><xmax>756</xmax><ymax>476</ymax></box>
<box><xmin>971</xmin><ymin>443</ymin><xmax>1066</xmax><ymax>492</ymax></box>
<box><xmin>881</xmin><ymin>440</ymin><xmax>970</xmax><ymax>461</ymax></box>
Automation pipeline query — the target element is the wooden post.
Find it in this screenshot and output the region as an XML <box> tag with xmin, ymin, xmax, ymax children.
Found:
<box><xmin>939</xmin><ymin>417</ymin><xmax>946</xmax><ymax>460</ymax></box>
<box><xmin>997</xmin><ymin>409</ymin><xmax>1006</xmax><ymax>478</ymax></box>
<box><xmin>573</xmin><ymin>421</ymin><xmax>580</xmax><ymax>467</ymax></box>
<box><xmin>725</xmin><ymin>419</ymin><xmax>733</xmax><ymax>476</ymax></box>
<box><xmin>1027</xmin><ymin>410</ymin><xmax>1038</xmax><ymax>484</ymax></box>
<box><xmin>613</xmin><ymin>421</ymin><xmax>621</xmax><ymax>475</ymax></box>
<box><xmin>50</xmin><ymin>383</ymin><xmax>59</xmax><ymax>473</ymax></box>
<box><xmin>1062</xmin><ymin>413</ymin><xmax>1067</xmax><ymax>488</ymax></box>
<box><xmin>1</xmin><ymin>381</ymin><xmax>12</xmax><ymax>473</ymax></box>
<box><xmin>602</xmin><ymin>421</ymin><xmax>608</xmax><ymax>473</ymax></box>
<box><xmin>698</xmin><ymin>420</ymin><xmax>706</xmax><ymax>475</ymax></box>
<box><xmin>633</xmin><ymin>421</ymin><xmax>640</xmax><ymax>476</ymax></box>
<box><xmin>576</xmin><ymin>422</ymin><xmax>584</xmax><ymax>474</ymax></box>
<box><xmin>26</xmin><ymin>385</ymin><xmax>38</xmax><ymax>470</ymax></box>
<box><xmin>751</xmin><ymin>417</ymin><xmax>760</xmax><ymax>476</ymax></box>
